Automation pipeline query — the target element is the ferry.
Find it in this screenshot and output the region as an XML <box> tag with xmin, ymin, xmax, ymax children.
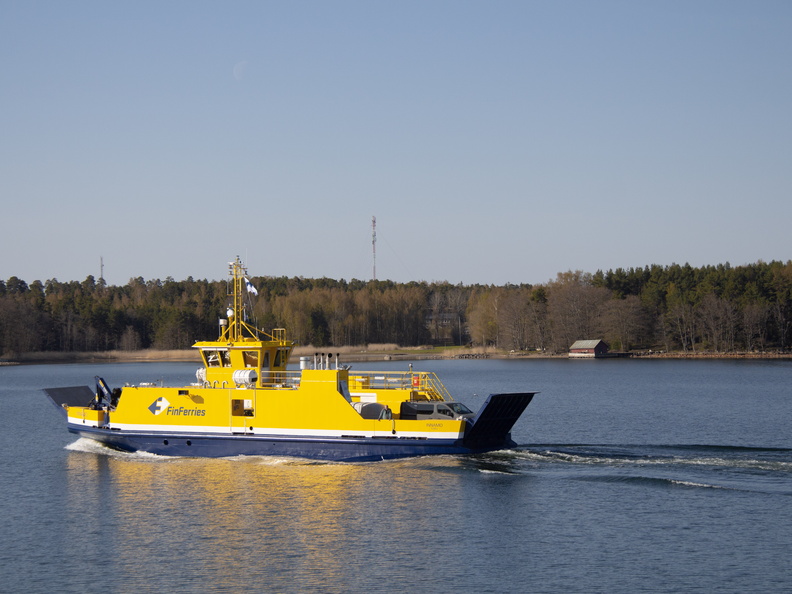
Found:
<box><xmin>44</xmin><ymin>258</ymin><xmax>537</xmax><ymax>462</ymax></box>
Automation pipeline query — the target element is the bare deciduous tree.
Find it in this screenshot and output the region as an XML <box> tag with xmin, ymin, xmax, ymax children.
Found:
<box><xmin>547</xmin><ymin>271</ymin><xmax>610</xmax><ymax>352</ymax></box>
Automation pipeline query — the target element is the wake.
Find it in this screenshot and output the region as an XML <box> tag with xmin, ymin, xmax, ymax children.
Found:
<box><xmin>509</xmin><ymin>443</ymin><xmax>792</xmax><ymax>472</ymax></box>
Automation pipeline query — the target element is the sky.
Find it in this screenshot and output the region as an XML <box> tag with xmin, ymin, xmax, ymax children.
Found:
<box><xmin>2</xmin><ymin>1</ymin><xmax>791</xmax><ymax>287</ymax></box>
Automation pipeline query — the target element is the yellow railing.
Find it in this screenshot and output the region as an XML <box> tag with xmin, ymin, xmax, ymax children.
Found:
<box><xmin>348</xmin><ymin>371</ymin><xmax>454</xmax><ymax>401</ymax></box>
<box><xmin>419</xmin><ymin>372</ymin><xmax>454</xmax><ymax>401</ymax></box>
<box><xmin>254</xmin><ymin>368</ymin><xmax>454</xmax><ymax>401</ymax></box>
<box><xmin>259</xmin><ymin>371</ymin><xmax>301</xmax><ymax>389</ymax></box>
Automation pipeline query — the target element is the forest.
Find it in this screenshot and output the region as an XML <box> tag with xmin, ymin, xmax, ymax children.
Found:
<box><xmin>1</xmin><ymin>260</ymin><xmax>792</xmax><ymax>357</ymax></box>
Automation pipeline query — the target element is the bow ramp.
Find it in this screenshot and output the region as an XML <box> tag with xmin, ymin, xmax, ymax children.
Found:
<box><xmin>43</xmin><ymin>385</ymin><xmax>95</xmax><ymax>418</ymax></box>
<box><xmin>463</xmin><ymin>392</ymin><xmax>537</xmax><ymax>446</ymax></box>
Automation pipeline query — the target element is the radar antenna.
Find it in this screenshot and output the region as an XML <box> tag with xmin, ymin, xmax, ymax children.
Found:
<box><xmin>372</xmin><ymin>215</ymin><xmax>377</xmax><ymax>280</ymax></box>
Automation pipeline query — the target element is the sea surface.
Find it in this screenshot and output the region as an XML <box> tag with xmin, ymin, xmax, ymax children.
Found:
<box><xmin>2</xmin><ymin>358</ymin><xmax>791</xmax><ymax>593</ymax></box>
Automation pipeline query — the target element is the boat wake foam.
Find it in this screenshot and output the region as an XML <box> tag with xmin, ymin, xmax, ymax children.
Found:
<box><xmin>510</xmin><ymin>444</ymin><xmax>792</xmax><ymax>472</ymax></box>
<box><xmin>64</xmin><ymin>439</ymin><xmax>350</xmax><ymax>466</ymax></box>
<box><xmin>65</xmin><ymin>438</ymin><xmax>169</xmax><ymax>459</ymax></box>
<box><xmin>573</xmin><ymin>473</ymin><xmax>732</xmax><ymax>490</ymax></box>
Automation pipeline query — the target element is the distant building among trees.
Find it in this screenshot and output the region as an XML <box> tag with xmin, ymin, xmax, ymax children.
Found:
<box><xmin>569</xmin><ymin>339</ymin><xmax>610</xmax><ymax>358</ymax></box>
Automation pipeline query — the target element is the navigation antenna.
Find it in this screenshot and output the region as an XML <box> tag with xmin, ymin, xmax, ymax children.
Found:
<box><xmin>372</xmin><ymin>215</ymin><xmax>377</xmax><ymax>280</ymax></box>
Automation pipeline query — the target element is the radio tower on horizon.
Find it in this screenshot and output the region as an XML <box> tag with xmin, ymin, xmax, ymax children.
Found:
<box><xmin>372</xmin><ymin>216</ymin><xmax>377</xmax><ymax>280</ymax></box>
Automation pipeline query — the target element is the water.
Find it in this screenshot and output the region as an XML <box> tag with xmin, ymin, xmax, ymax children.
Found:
<box><xmin>2</xmin><ymin>358</ymin><xmax>791</xmax><ymax>593</ymax></box>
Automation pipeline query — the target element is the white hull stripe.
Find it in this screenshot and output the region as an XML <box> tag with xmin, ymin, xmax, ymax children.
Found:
<box><xmin>69</xmin><ymin>419</ymin><xmax>463</xmax><ymax>440</ymax></box>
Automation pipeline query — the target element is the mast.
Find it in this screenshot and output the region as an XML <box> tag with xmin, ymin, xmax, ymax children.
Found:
<box><xmin>216</xmin><ymin>256</ymin><xmax>287</xmax><ymax>344</ymax></box>
<box><xmin>372</xmin><ymin>215</ymin><xmax>377</xmax><ymax>280</ymax></box>
<box><xmin>220</xmin><ymin>256</ymin><xmax>258</xmax><ymax>342</ymax></box>
<box><xmin>231</xmin><ymin>257</ymin><xmax>243</xmax><ymax>341</ymax></box>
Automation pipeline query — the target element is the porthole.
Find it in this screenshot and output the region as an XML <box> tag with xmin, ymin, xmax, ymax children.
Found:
<box><xmin>163</xmin><ymin>440</ymin><xmax>169</xmax><ymax>445</ymax></box>
<box><xmin>186</xmin><ymin>440</ymin><xmax>192</xmax><ymax>446</ymax></box>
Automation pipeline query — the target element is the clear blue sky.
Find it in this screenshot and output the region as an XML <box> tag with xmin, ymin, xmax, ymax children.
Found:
<box><xmin>2</xmin><ymin>1</ymin><xmax>791</xmax><ymax>286</ymax></box>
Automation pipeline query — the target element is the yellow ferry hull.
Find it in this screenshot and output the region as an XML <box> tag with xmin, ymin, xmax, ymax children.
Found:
<box><xmin>47</xmin><ymin>381</ymin><xmax>535</xmax><ymax>462</ymax></box>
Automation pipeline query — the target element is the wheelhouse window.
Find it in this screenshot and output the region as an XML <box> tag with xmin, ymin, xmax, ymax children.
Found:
<box><xmin>204</xmin><ymin>349</ymin><xmax>231</xmax><ymax>367</ymax></box>
<box><xmin>273</xmin><ymin>348</ymin><xmax>289</xmax><ymax>368</ymax></box>
<box><xmin>243</xmin><ymin>351</ymin><xmax>259</xmax><ymax>368</ymax></box>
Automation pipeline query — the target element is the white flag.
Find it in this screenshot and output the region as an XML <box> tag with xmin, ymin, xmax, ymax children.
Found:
<box><xmin>244</xmin><ymin>277</ymin><xmax>258</xmax><ymax>296</ymax></box>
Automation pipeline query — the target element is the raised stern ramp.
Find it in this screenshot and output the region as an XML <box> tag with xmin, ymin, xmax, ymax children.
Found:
<box><xmin>463</xmin><ymin>392</ymin><xmax>537</xmax><ymax>447</ymax></box>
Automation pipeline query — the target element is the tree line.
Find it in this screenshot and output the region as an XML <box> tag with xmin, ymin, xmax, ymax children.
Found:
<box><xmin>1</xmin><ymin>260</ymin><xmax>792</xmax><ymax>356</ymax></box>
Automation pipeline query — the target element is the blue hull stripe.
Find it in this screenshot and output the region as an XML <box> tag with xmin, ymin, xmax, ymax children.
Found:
<box><xmin>69</xmin><ymin>425</ymin><xmax>511</xmax><ymax>462</ymax></box>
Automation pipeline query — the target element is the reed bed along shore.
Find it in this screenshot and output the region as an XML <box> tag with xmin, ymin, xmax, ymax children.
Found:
<box><xmin>4</xmin><ymin>346</ymin><xmax>792</xmax><ymax>365</ymax></box>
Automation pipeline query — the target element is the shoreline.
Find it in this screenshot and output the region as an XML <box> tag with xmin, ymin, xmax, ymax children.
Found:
<box><xmin>3</xmin><ymin>348</ymin><xmax>792</xmax><ymax>366</ymax></box>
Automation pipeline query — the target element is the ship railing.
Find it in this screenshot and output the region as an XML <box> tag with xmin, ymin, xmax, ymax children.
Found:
<box><xmin>259</xmin><ymin>371</ymin><xmax>302</xmax><ymax>389</ymax></box>
<box><xmin>256</xmin><ymin>369</ymin><xmax>455</xmax><ymax>400</ymax></box>
<box><xmin>419</xmin><ymin>372</ymin><xmax>455</xmax><ymax>401</ymax></box>
<box><xmin>348</xmin><ymin>371</ymin><xmax>454</xmax><ymax>401</ymax></box>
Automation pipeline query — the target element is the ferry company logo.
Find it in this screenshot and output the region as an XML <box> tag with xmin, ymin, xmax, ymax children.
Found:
<box><xmin>148</xmin><ymin>397</ymin><xmax>170</xmax><ymax>415</ymax></box>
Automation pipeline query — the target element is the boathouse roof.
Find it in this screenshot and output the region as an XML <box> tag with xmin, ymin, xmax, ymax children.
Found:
<box><xmin>569</xmin><ymin>339</ymin><xmax>607</xmax><ymax>350</ymax></box>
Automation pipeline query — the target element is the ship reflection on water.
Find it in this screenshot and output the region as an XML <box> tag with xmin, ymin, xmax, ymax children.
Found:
<box><xmin>62</xmin><ymin>444</ymin><xmax>475</xmax><ymax>591</ymax></box>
